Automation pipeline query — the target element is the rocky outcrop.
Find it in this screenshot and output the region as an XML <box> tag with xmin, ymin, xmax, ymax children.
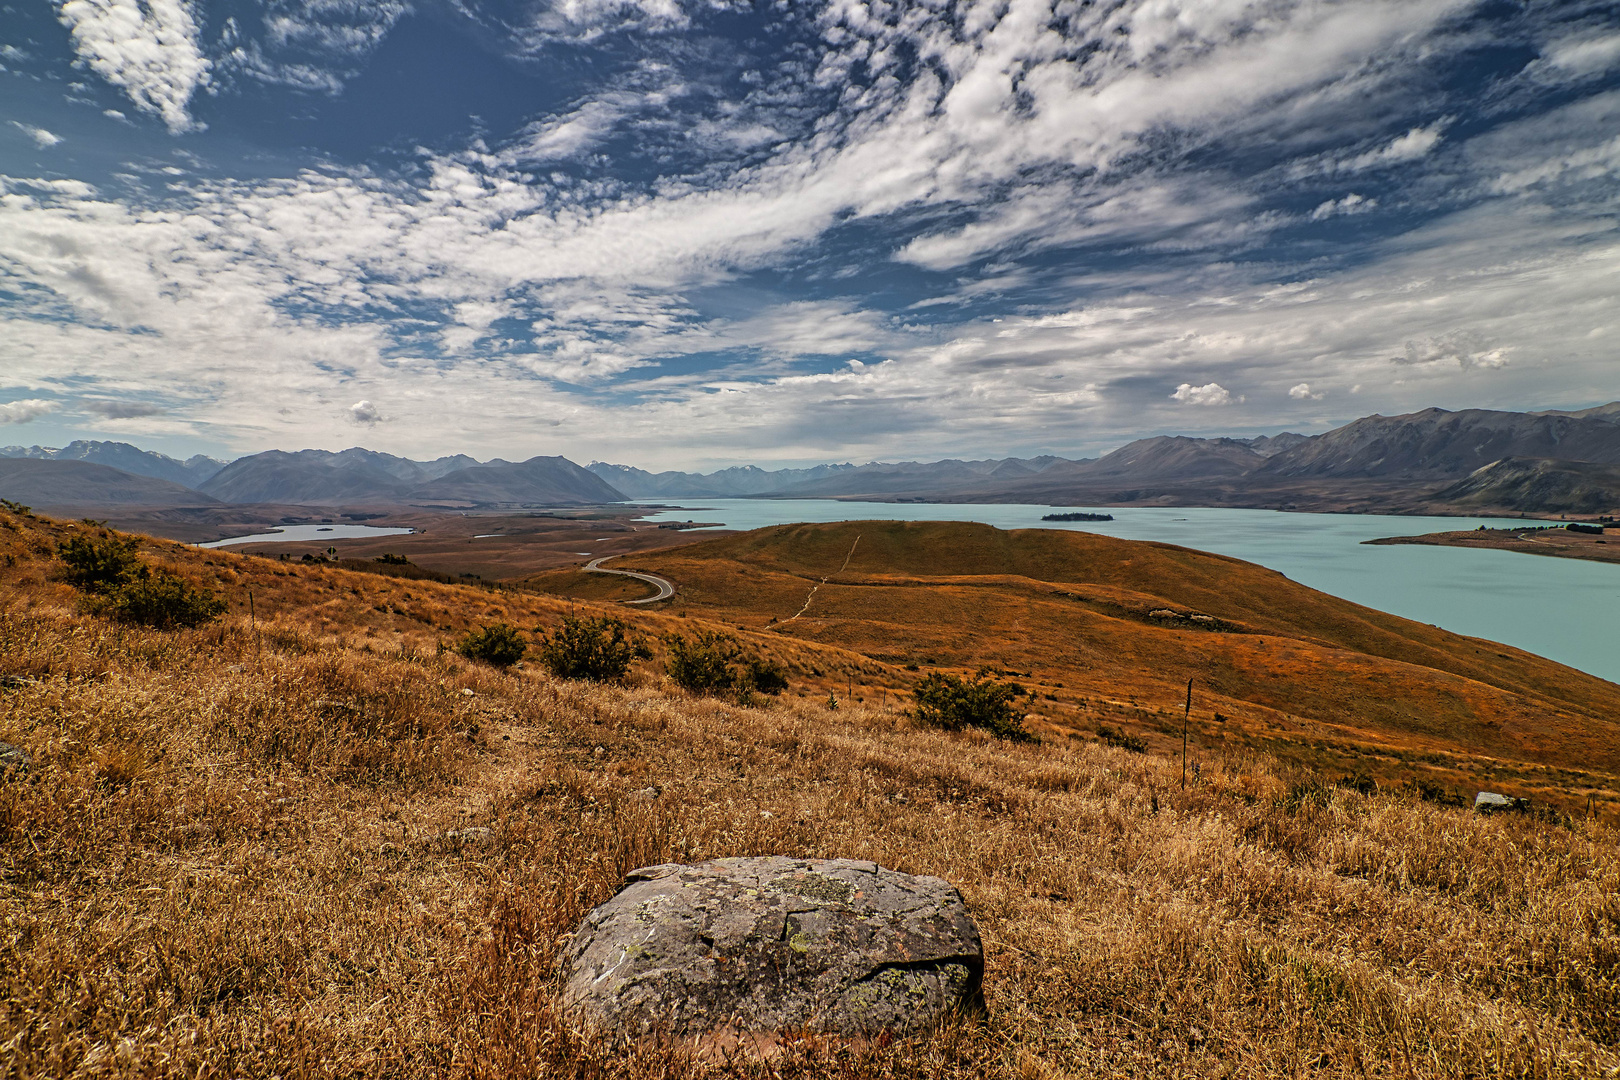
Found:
<box><xmin>560</xmin><ymin>856</ymin><xmax>983</xmax><ymax>1041</ymax></box>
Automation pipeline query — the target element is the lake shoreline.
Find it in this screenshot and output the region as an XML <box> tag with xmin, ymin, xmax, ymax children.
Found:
<box><xmin>1366</xmin><ymin>526</ymin><xmax>1620</xmax><ymax>565</ymax></box>
<box><xmin>631</xmin><ymin>500</ymin><xmax>1620</xmax><ymax>683</ymax></box>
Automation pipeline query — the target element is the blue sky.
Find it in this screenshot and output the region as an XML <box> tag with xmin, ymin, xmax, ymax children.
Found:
<box><xmin>1</xmin><ymin>0</ymin><xmax>1617</xmax><ymax>469</ymax></box>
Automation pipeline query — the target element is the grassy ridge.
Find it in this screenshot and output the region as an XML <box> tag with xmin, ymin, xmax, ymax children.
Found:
<box><xmin>599</xmin><ymin>521</ymin><xmax>1620</xmax><ymax>816</ymax></box>
<box><xmin>2</xmin><ymin>508</ymin><xmax>1618</xmax><ymax>1077</ymax></box>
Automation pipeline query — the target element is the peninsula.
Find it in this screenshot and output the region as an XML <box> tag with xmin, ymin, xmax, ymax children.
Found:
<box><xmin>1366</xmin><ymin>524</ymin><xmax>1620</xmax><ymax>565</ymax></box>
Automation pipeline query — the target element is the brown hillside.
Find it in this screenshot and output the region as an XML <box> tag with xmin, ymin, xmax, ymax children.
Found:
<box><xmin>563</xmin><ymin>521</ymin><xmax>1620</xmax><ymax>815</ymax></box>
<box><xmin>2</xmin><ymin>507</ymin><xmax>1618</xmax><ymax>1077</ymax></box>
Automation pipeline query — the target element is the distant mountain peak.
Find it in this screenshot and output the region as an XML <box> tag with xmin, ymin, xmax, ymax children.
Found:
<box><xmin>1</xmin><ymin>440</ymin><xmax>226</xmax><ymax>487</ymax></box>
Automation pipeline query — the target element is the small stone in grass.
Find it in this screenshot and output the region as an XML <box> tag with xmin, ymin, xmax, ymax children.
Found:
<box><xmin>0</xmin><ymin>742</ymin><xmax>29</xmax><ymax>779</ymax></box>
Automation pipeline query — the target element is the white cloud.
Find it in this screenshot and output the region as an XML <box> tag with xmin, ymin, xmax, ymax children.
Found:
<box><xmin>1288</xmin><ymin>121</ymin><xmax>1450</xmax><ymax>181</ymax></box>
<box><xmin>1346</xmin><ymin>123</ymin><xmax>1447</xmax><ymax>170</ymax></box>
<box><xmin>1172</xmin><ymin>382</ymin><xmax>1234</xmax><ymax>406</ymax></box>
<box><xmin>55</xmin><ymin>0</ymin><xmax>212</xmax><ymax>133</ymax></box>
<box><xmin>222</xmin><ymin>1</ymin><xmax>410</xmax><ymax>93</ymax></box>
<box><xmin>0</xmin><ymin>399</ymin><xmax>59</xmax><ymax>425</ymax></box>
<box><xmin>1310</xmin><ymin>193</ymin><xmax>1376</xmax><ymax>221</ymax></box>
<box><xmin>516</xmin><ymin>0</ymin><xmax>696</xmax><ymax>45</ymax></box>
<box><xmin>1395</xmin><ymin>331</ymin><xmax>1510</xmax><ymax>371</ymax></box>
<box><xmin>1539</xmin><ymin>31</ymin><xmax>1620</xmax><ymax>81</ymax></box>
<box><xmin>1289</xmin><ymin>383</ymin><xmax>1324</xmax><ymax>400</ymax></box>
<box><xmin>10</xmin><ymin>123</ymin><xmax>63</xmax><ymax>149</ymax></box>
<box><xmin>349</xmin><ymin>399</ymin><xmax>382</xmax><ymax>424</ymax></box>
<box><xmin>263</xmin><ymin>0</ymin><xmax>410</xmax><ymax>53</ymax></box>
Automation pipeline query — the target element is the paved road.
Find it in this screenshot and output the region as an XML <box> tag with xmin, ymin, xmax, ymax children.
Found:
<box><xmin>584</xmin><ymin>556</ymin><xmax>675</xmax><ymax>604</ymax></box>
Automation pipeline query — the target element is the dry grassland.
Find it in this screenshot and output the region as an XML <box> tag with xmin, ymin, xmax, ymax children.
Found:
<box><xmin>1</xmin><ymin>508</ymin><xmax>1618</xmax><ymax>1078</ymax></box>
<box><xmin>588</xmin><ymin>521</ymin><xmax>1620</xmax><ymax>819</ymax></box>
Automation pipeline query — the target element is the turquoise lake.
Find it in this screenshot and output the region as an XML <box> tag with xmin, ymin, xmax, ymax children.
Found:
<box><xmin>633</xmin><ymin>500</ymin><xmax>1620</xmax><ymax>684</ymax></box>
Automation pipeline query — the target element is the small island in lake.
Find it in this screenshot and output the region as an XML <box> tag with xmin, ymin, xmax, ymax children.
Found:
<box><xmin>1366</xmin><ymin>523</ymin><xmax>1620</xmax><ymax>565</ymax></box>
<box><xmin>1043</xmin><ymin>511</ymin><xmax>1115</xmax><ymax>522</ymax></box>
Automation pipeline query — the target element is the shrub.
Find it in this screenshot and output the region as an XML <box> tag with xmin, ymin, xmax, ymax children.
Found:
<box><xmin>912</xmin><ymin>667</ymin><xmax>1033</xmax><ymax>741</ymax></box>
<box><xmin>535</xmin><ymin>613</ymin><xmax>645</xmax><ymax>681</ymax></box>
<box><xmin>662</xmin><ymin>630</ymin><xmax>791</xmax><ymax>700</ymax></box>
<box><xmin>742</xmin><ymin>656</ymin><xmax>789</xmax><ymax>696</ymax></box>
<box><xmin>1097</xmin><ymin>724</ymin><xmax>1148</xmax><ymax>753</ymax></box>
<box><xmin>1339</xmin><ymin>770</ymin><xmax>1379</xmax><ymax>796</ymax></box>
<box><xmin>57</xmin><ymin>533</ymin><xmax>144</xmax><ymax>593</ymax></box>
<box><xmin>375</xmin><ymin>553</ymin><xmax>409</xmax><ymax>565</ymax></box>
<box><xmin>456</xmin><ymin>622</ymin><xmax>528</xmax><ymax>668</ymax></box>
<box><xmin>664</xmin><ymin>630</ymin><xmax>742</xmax><ymax>693</ymax></box>
<box><xmin>98</xmin><ymin>570</ymin><xmax>227</xmax><ymax>629</ymax></box>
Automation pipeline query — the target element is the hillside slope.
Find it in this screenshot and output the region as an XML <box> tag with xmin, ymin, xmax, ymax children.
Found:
<box><xmin>199</xmin><ymin>450</ymin><xmax>410</xmax><ymax>504</ymax></box>
<box><xmin>0</xmin><ymin>506</ymin><xmax>1615</xmax><ymax>1078</ymax></box>
<box><xmin>1430</xmin><ymin>457</ymin><xmax>1620</xmax><ymax>515</ymax></box>
<box><xmin>409</xmin><ymin>456</ymin><xmax>626</xmax><ymax>505</ymax></box>
<box><xmin>592</xmin><ymin>521</ymin><xmax>1620</xmax><ymax>810</ymax></box>
<box><xmin>1259</xmin><ymin>407</ymin><xmax>1620</xmax><ymax>480</ymax></box>
<box><xmin>0</xmin><ymin>458</ymin><xmax>219</xmax><ymax>508</ymax></box>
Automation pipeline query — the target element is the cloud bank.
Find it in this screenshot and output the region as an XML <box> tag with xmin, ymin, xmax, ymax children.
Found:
<box><xmin>1</xmin><ymin>0</ymin><xmax>1617</xmax><ymax>466</ymax></box>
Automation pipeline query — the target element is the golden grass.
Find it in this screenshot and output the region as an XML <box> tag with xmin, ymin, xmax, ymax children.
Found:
<box><xmin>618</xmin><ymin>521</ymin><xmax>1620</xmax><ymax>818</ymax></box>
<box><xmin>1</xmin><ymin>509</ymin><xmax>1617</xmax><ymax>1078</ymax></box>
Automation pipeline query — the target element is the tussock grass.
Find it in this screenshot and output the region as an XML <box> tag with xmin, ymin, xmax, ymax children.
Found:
<box><xmin>0</xmin><ymin>509</ymin><xmax>1616</xmax><ymax>1077</ymax></box>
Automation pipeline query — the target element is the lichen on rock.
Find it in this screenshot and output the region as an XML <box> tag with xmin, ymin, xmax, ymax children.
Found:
<box><xmin>559</xmin><ymin>856</ymin><xmax>984</xmax><ymax>1042</ymax></box>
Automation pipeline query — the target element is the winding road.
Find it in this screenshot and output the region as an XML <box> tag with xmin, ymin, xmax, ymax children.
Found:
<box><xmin>584</xmin><ymin>556</ymin><xmax>675</xmax><ymax>604</ymax></box>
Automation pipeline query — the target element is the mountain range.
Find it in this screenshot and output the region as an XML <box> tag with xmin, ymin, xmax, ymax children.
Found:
<box><xmin>1</xmin><ymin>440</ymin><xmax>229</xmax><ymax>487</ymax></box>
<box><xmin>0</xmin><ymin>446</ymin><xmax>625</xmax><ymax>510</ymax></box>
<box><xmin>585</xmin><ymin>406</ymin><xmax>1620</xmax><ymax>514</ymax></box>
<box><xmin>3</xmin><ymin>402</ymin><xmax>1618</xmax><ymax>516</ymax></box>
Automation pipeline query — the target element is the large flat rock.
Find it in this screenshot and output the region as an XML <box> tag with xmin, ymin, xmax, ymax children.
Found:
<box><xmin>560</xmin><ymin>856</ymin><xmax>984</xmax><ymax>1040</ymax></box>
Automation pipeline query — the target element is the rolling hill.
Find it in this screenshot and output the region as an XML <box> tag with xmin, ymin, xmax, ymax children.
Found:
<box><xmin>1</xmin><ymin>505</ymin><xmax>1615</xmax><ymax>1076</ymax></box>
<box><xmin>408</xmin><ymin>455</ymin><xmax>626</xmax><ymax>505</ymax></box>
<box><xmin>536</xmin><ymin>520</ymin><xmax>1620</xmax><ymax>814</ymax></box>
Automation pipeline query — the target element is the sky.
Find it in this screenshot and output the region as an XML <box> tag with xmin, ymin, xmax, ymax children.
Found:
<box><xmin>1</xmin><ymin>0</ymin><xmax>1617</xmax><ymax>470</ymax></box>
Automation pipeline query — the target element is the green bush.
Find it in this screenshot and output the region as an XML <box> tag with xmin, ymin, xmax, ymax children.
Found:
<box><xmin>1097</xmin><ymin>724</ymin><xmax>1147</xmax><ymax>753</ymax></box>
<box><xmin>663</xmin><ymin>630</ymin><xmax>791</xmax><ymax>700</ymax></box>
<box><xmin>98</xmin><ymin>570</ymin><xmax>227</xmax><ymax>629</ymax></box>
<box><xmin>456</xmin><ymin>622</ymin><xmax>528</xmax><ymax>668</ymax></box>
<box><xmin>57</xmin><ymin>533</ymin><xmax>144</xmax><ymax>593</ymax></box>
<box><xmin>664</xmin><ymin>630</ymin><xmax>742</xmax><ymax>693</ymax></box>
<box><xmin>912</xmin><ymin>667</ymin><xmax>1033</xmax><ymax>741</ymax></box>
<box><xmin>535</xmin><ymin>613</ymin><xmax>645</xmax><ymax>681</ymax></box>
<box><xmin>742</xmin><ymin>656</ymin><xmax>789</xmax><ymax>696</ymax></box>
